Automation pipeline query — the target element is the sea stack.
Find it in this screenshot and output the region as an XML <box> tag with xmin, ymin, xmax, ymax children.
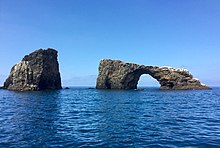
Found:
<box><xmin>96</xmin><ymin>59</ymin><xmax>211</xmax><ymax>90</ymax></box>
<box><xmin>4</xmin><ymin>48</ymin><xmax>62</xmax><ymax>91</ymax></box>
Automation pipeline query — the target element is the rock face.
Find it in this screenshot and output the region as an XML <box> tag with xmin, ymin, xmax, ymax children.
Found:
<box><xmin>4</xmin><ymin>48</ymin><xmax>62</xmax><ymax>91</ymax></box>
<box><xmin>96</xmin><ymin>59</ymin><xmax>210</xmax><ymax>90</ymax></box>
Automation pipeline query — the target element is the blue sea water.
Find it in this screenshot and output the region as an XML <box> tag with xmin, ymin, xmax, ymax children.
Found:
<box><xmin>0</xmin><ymin>87</ymin><xmax>220</xmax><ymax>147</ymax></box>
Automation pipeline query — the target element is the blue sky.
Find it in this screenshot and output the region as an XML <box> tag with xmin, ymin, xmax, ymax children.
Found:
<box><xmin>0</xmin><ymin>0</ymin><xmax>220</xmax><ymax>86</ymax></box>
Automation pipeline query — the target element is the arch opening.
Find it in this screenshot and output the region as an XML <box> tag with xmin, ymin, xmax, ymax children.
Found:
<box><xmin>137</xmin><ymin>74</ymin><xmax>160</xmax><ymax>88</ymax></box>
<box><xmin>123</xmin><ymin>69</ymin><xmax>160</xmax><ymax>89</ymax></box>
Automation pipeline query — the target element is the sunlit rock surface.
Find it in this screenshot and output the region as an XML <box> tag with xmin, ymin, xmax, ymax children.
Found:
<box><xmin>4</xmin><ymin>48</ymin><xmax>62</xmax><ymax>91</ymax></box>
<box><xmin>96</xmin><ymin>59</ymin><xmax>210</xmax><ymax>90</ymax></box>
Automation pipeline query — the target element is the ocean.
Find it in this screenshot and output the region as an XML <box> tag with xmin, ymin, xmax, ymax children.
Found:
<box><xmin>0</xmin><ymin>87</ymin><xmax>220</xmax><ymax>147</ymax></box>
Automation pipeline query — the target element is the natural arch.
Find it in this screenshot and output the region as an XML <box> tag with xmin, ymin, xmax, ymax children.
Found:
<box><xmin>96</xmin><ymin>59</ymin><xmax>210</xmax><ymax>90</ymax></box>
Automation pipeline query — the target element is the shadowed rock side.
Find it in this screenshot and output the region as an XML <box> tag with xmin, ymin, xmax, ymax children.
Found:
<box><xmin>4</xmin><ymin>48</ymin><xmax>62</xmax><ymax>91</ymax></box>
<box><xmin>96</xmin><ymin>59</ymin><xmax>210</xmax><ymax>90</ymax></box>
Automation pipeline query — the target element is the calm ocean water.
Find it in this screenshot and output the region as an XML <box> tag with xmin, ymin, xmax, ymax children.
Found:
<box><xmin>0</xmin><ymin>87</ymin><xmax>220</xmax><ymax>147</ymax></box>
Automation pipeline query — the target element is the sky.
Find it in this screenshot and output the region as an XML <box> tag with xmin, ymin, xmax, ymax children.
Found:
<box><xmin>0</xmin><ymin>0</ymin><xmax>220</xmax><ymax>87</ymax></box>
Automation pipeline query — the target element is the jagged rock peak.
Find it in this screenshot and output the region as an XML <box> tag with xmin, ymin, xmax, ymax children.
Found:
<box><xmin>96</xmin><ymin>59</ymin><xmax>211</xmax><ymax>90</ymax></box>
<box><xmin>4</xmin><ymin>48</ymin><xmax>62</xmax><ymax>91</ymax></box>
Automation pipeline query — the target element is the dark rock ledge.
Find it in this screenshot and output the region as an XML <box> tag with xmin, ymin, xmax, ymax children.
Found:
<box><xmin>96</xmin><ymin>59</ymin><xmax>211</xmax><ymax>90</ymax></box>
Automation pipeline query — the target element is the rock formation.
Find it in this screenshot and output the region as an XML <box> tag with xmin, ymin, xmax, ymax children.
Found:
<box><xmin>4</xmin><ymin>48</ymin><xmax>62</xmax><ymax>91</ymax></box>
<box><xmin>96</xmin><ymin>59</ymin><xmax>210</xmax><ymax>90</ymax></box>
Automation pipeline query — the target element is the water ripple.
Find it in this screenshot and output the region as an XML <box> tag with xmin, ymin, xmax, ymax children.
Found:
<box><xmin>0</xmin><ymin>87</ymin><xmax>220</xmax><ymax>147</ymax></box>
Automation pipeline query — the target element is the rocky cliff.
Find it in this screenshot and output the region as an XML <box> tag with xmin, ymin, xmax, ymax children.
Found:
<box><xmin>4</xmin><ymin>48</ymin><xmax>62</xmax><ymax>91</ymax></box>
<box><xmin>96</xmin><ymin>59</ymin><xmax>210</xmax><ymax>90</ymax></box>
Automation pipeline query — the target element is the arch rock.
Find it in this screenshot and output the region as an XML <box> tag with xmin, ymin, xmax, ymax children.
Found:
<box><xmin>96</xmin><ymin>59</ymin><xmax>210</xmax><ymax>90</ymax></box>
